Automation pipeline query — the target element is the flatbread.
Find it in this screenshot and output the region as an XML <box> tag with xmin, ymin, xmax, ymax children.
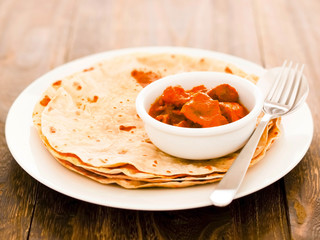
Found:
<box><xmin>33</xmin><ymin>52</ymin><xmax>280</xmax><ymax>188</ymax></box>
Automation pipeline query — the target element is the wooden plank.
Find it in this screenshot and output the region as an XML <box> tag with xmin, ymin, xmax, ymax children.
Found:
<box><xmin>67</xmin><ymin>0</ymin><xmax>262</xmax><ymax>62</ymax></box>
<box><xmin>181</xmin><ymin>0</ymin><xmax>262</xmax><ymax>63</ymax></box>
<box><xmin>232</xmin><ymin>183</ymin><xmax>290</xmax><ymax>240</ymax></box>
<box><xmin>0</xmin><ymin>0</ymin><xmax>78</xmax><ymax>239</ymax></box>
<box><xmin>254</xmin><ymin>0</ymin><xmax>320</xmax><ymax>239</ymax></box>
<box><xmin>30</xmin><ymin>185</ymin><xmax>160</xmax><ymax>239</ymax></box>
<box><xmin>0</xmin><ymin>160</ymin><xmax>37</xmax><ymax>239</ymax></box>
<box><xmin>0</xmin><ymin>0</ymin><xmax>39</xmax><ymax>237</ymax></box>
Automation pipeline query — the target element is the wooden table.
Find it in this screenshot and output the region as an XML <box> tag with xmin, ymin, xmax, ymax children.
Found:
<box><xmin>1</xmin><ymin>0</ymin><xmax>319</xmax><ymax>239</ymax></box>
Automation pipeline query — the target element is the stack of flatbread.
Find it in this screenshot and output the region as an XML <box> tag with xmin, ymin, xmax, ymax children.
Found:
<box><xmin>32</xmin><ymin>52</ymin><xmax>280</xmax><ymax>188</ymax></box>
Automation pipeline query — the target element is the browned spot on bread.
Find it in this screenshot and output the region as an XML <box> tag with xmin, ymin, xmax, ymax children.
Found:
<box><xmin>50</xmin><ymin>126</ymin><xmax>56</xmax><ymax>133</ymax></box>
<box><xmin>131</xmin><ymin>69</ymin><xmax>161</xmax><ymax>87</ymax></box>
<box><xmin>73</xmin><ymin>82</ymin><xmax>82</xmax><ymax>90</ymax></box>
<box><xmin>83</xmin><ymin>67</ymin><xmax>94</xmax><ymax>72</ymax></box>
<box><xmin>40</xmin><ymin>95</ymin><xmax>51</xmax><ymax>106</ymax></box>
<box><xmin>88</xmin><ymin>95</ymin><xmax>99</xmax><ymax>103</ymax></box>
<box><xmin>119</xmin><ymin>125</ymin><xmax>136</xmax><ymax>131</ymax></box>
<box><xmin>224</xmin><ymin>66</ymin><xmax>233</xmax><ymax>74</ymax></box>
<box><xmin>52</xmin><ymin>80</ymin><xmax>62</xmax><ymax>88</ymax></box>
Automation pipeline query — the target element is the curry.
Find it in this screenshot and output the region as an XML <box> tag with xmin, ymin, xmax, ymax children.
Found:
<box><xmin>149</xmin><ymin>84</ymin><xmax>248</xmax><ymax>128</ymax></box>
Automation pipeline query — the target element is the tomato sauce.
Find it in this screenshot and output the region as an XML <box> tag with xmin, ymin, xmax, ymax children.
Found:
<box><xmin>131</xmin><ymin>70</ymin><xmax>161</xmax><ymax>87</ymax></box>
<box><xmin>148</xmin><ymin>84</ymin><xmax>248</xmax><ymax>128</ymax></box>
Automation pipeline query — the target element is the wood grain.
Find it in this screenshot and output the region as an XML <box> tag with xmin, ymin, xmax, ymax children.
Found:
<box><xmin>0</xmin><ymin>0</ymin><xmax>319</xmax><ymax>239</ymax></box>
<box><xmin>0</xmin><ymin>0</ymin><xmax>78</xmax><ymax>239</ymax></box>
<box><xmin>254</xmin><ymin>0</ymin><xmax>320</xmax><ymax>239</ymax></box>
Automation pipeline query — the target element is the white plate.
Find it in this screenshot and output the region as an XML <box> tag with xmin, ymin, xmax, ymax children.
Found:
<box><xmin>5</xmin><ymin>47</ymin><xmax>313</xmax><ymax>211</ymax></box>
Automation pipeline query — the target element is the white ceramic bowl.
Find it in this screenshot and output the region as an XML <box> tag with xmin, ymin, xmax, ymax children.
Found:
<box><xmin>135</xmin><ymin>72</ymin><xmax>263</xmax><ymax>160</ymax></box>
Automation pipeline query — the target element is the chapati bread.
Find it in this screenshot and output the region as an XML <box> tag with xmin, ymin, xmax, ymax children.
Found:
<box><xmin>32</xmin><ymin>52</ymin><xmax>280</xmax><ymax>188</ymax></box>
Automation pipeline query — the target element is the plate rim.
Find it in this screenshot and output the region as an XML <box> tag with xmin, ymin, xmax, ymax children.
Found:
<box><xmin>5</xmin><ymin>46</ymin><xmax>313</xmax><ymax>211</ymax></box>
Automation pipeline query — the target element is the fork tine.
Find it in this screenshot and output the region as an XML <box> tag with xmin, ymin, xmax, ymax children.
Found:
<box><xmin>286</xmin><ymin>64</ymin><xmax>304</xmax><ymax>108</ymax></box>
<box><xmin>266</xmin><ymin>60</ymin><xmax>288</xmax><ymax>101</ymax></box>
<box><xmin>279</xmin><ymin>63</ymin><xmax>299</xmax><ymax>104</ymax></box>
<box><xmin>270</xmin><ymin>61</ymin><xmax>293</xmax><ymax>102</ymax></box>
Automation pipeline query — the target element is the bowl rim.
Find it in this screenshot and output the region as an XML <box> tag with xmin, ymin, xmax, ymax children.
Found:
<box><xmin>135</xmin><ymin>71</ymin><xmax>263</xmax><ymax>136</ymax></box>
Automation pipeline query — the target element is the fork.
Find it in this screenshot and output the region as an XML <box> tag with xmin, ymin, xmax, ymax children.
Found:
<box><xmin>210</xmin><ymin>60</ymin><xmax>305</xmax><ymax>207</ymax></box>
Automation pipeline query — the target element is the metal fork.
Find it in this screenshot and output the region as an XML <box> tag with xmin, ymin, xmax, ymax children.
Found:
<box><xmin>210</xmin><ymin>60</ymin><xmax>305</xmax><ymax>207</ymax></box>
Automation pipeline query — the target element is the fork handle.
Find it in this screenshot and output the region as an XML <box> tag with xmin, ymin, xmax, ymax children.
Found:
<box><xmin>210</xmin><ymin>113</ymin><xmax>272</xmax><ymax>207</ymax></box>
